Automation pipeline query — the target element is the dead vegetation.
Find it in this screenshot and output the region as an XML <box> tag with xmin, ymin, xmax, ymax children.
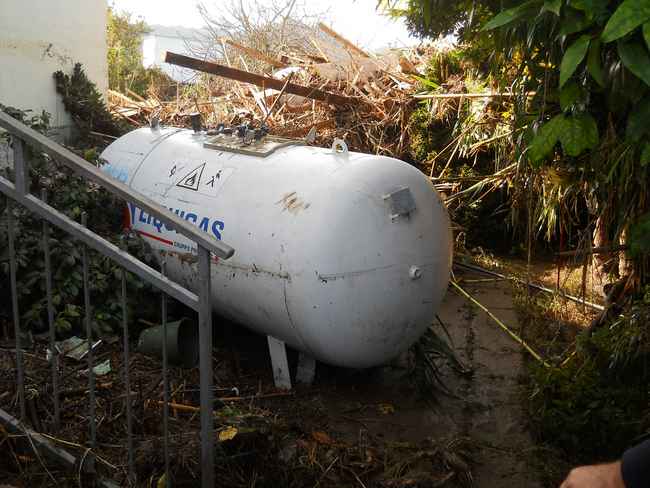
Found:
<box><xmin>0</xmin><ymin>326</ymin><xmax>476</xmax><ymax>487</ymax></box>
<box><xmin>106</xmin><ymin>19</ymin><xmax>439</xmax><ymax>161</ymax></box>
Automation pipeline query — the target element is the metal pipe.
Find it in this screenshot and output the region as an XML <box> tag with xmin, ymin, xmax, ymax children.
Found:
<box><xmin>0</xmin><ymin>112</ymin><xmax>234</xmax><ymax>259</ymax></box>
<box><xmin>161</xmin><ymin>259</ymin><xmax>170</xmax><ymax>487</ymax></box>
<box><xmin>453</xmin><ymin>261</ymin><xmax>605</xmax><ymax>311</ymax></box>
<box><xmin>81</xmin><ymin>212</ymin><xmax>96</xmax><ymax>447</ymax></box>
<box><xmin>0</xmin><ymin>175</ymin><xmax>200</xmax><ymax>310</ymax></box>
<box><xmin>197</xmin><ymin>245</ymin><xmax>214</xmax><ymax>488</ymax></box>
<box><xmin>12</xmin><ymin>137</ymin><xmax>29</xmax><ymax>195</ymax></box>
<box><xmin>120</xmin><ymin>240</ymin><xmax>135</xmax><ymax>483</ymax></box>
<box><xmin>6</xmin><ymin>198</ymin><xmax>26</xmax><ymax>420</ymax></box>
<box><xmin>41</xmin><ymin>189</ymin><xmax>60</xmax><ymax>430</ymax></box>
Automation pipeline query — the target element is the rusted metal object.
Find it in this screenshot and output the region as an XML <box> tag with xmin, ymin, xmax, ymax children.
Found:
<box><xmin>164</xmin><ymin>52</ymin><xmax>360</xmax><ymax>106</ymax></box>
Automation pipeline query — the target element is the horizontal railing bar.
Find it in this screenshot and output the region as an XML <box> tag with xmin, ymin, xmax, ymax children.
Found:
<box><xmin>0</xmin><ymin>408</ymin><xmax>121</xmax><ymax>488</ymax></box>
<box><xmin>0</xmin><ymin>111</ymin><xmax>234</xmax><ymax>259</ymax></box>
<box><xmin>0</xmin><ymin>175</ymin><xmax>200</xmax><ymax>310</ymax></box>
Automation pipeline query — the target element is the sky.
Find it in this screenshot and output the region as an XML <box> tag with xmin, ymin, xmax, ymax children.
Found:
<box><xmin>110</xmin><ymin>0</ymin><xmax>417</xmax><ymax>50</ymax></box>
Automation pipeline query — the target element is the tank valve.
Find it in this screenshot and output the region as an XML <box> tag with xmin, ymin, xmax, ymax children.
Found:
<box><xmin>409</xmin><ymin>265</ymin><xmax>422</xmax><ymax>280</ymax></box>
<box><xmin>332</xmin><ymin>138</ymin><xmax>348</xmax><ymax>155</ymax></box>
<box><xmin>189</xmin><ymin>112</ymin><xmax>202</xmax><ymax>133</ymax></box>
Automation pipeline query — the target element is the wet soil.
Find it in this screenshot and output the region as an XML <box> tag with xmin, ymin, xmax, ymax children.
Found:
<box><xmin>0</xmin><ymin>269</ymin><xmax>546</xmax><ymax>487</ymax></box>
<box><xmin>294</xmin><ymin>270</ymin><xmax>543</xmax><ymax>487</ymax></box>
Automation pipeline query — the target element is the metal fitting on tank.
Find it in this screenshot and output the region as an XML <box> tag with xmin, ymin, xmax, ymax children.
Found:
<box><xmin>409</xmin><ymin>265</ymin><xmax>422</xmax><ymax>280</ymax></box>
<box><xmin>189</xmin><ymin>112</ymin><xmax>202</xmax><ymax>133</ymax></box>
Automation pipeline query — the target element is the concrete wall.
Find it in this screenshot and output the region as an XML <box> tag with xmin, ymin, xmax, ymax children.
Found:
<box><xmin>0</xmin><ymin>0</ymin><xmax>108</xmax><ymax>140</ymax></box>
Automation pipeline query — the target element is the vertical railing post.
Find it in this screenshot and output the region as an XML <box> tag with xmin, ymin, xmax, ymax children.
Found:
<box><xmin>12</xmin><ymin>136</ymin><xmax>29</xmax><ymax>195</ymax></box>
<box><xmin>197</xmin><ymin>245</ymin><xmax>214</xmax><ymax>488</ymax></box>
<box><xmin>120</xmin><ymin>239</ymin><xmax>135</xmax><ymax>484</ymax></box>
<box><xmin>10</xmin><ymin>136</ymin><xmax>28</xmax><ymax>423</ymax></box>
<box><xmin>81</xmin><ymin>212</ymin><xmax>96</xmax><ymax>449</ymax></box>
<box><xmin>42</xmin><ymin>189</ymin><xmax>60</xmax><ymax>431</ymax></box>
<box><xmin>6</xmin><ymin>198</ymin><xmax>26</xmax><ymax>421</ymax></box>
<box><xmin>161</xmin><ymin>259</ymin><xmax>170</xmax><ymax>487</ymax></box>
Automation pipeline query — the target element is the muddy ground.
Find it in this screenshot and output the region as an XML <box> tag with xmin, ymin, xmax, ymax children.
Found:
<box><xmin>297</xmin><ymin>270</ymin><xmax>544</xmax><ymax>487</ymax></box>
<box><xmin>0</xmin><ymin>269</ymin><xmax>551</xmax><ymax>487</ymax></box>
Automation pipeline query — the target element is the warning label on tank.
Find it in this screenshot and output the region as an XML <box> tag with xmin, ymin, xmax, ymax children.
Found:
<box><xmin>175</xmin><ymin>163</ymin><xmax>205</xmax><ymax>191</ymax></box>
<box><xmin>162</xmin><ymin>160</ymin><xmax>235</xmax><ymax>198</ymax></box>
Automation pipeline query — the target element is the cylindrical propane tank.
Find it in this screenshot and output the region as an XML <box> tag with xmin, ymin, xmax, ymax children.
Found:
<box><xmin>100</xmin><ymin>126</ymin><xmax>452</xmax><ymax>368</ymax></box>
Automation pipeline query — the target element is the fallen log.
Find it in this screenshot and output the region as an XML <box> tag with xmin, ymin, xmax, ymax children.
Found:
<box><xmin>165</xmin><ymin>52</ymin><xmax>360</xmax><ymax>107</ymax></box>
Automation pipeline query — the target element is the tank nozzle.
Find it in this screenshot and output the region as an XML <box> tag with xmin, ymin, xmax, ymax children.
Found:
<box><xmin>189</xmin><ymin>112</ymin><xmax>202</xmax><ymax>133</ymax></box>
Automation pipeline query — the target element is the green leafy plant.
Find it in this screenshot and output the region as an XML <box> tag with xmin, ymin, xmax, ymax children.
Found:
<box><xmin>0</xmin><ymin>105</ymin><xmax>158</xmax><ymax>338</ymax></box>
<box><xmin>53</xmin><ymin>63</ymin><xmax>128</xmax><ymax>139</ymax></box>
<box><xmin>628</xmin><ymin>213</ymin><xmax>650</xmax><ymax>258</ymax></box>
<box><xmin>107</xmin><ymin>8</ymin><xmax>176</xmax><ymax>98</ymax></box>
<box><xmin>529</xmin><ymin>305</ymin><xmax>650</xmax><ymax>462</ymax></box>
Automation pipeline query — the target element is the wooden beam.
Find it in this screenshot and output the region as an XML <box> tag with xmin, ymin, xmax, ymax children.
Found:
<box><xmin>165</xmin><ymin>52</ymin><xmax>360</xmax><ymax>106</ymax></box>
<box><xmin>224</xmin><ymin>39</ymin><xmax>288</xmax><ymax>69</ymax></box>
<box><xmin>317</xmin><ymin>22</ymin><xmax>370</xmax><ymax>58</ymax></box>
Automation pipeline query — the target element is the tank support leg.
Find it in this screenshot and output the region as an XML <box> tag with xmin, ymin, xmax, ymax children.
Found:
<box><xmin>267</xmin><ymin>336</ymin><xmax>291</xmax><ymax>390</ymax></box>
<box><xmin>296</xmin><ymin>353</ymin><xmax>316</xmax><ymax>385</ymax></box>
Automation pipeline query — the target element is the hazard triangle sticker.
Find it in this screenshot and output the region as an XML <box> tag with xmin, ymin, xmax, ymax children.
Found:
<box><xmin>176</xmin><ymin>163</ymin><xmax>205</xmax><ymax>191</ymax></box>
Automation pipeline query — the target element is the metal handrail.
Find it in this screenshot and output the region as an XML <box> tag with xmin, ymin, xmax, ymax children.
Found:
<box><xmin>0</xmin><ymin>111</ymin><xmax>228</xmax><ymax>487</ymax></box>
<box><xmin>0</xmin><ymin>111</ymin><xmax>234</xmax><ymax>259</ymax></box>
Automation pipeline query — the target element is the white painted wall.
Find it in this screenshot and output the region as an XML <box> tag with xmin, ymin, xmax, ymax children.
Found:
<box><xmin>0</xmin><ymin>0</ymin><xmax>108</xmax><ymax>140</ymax></box>
<box><xmin>142</xmin><ymin>25</ymin><xmax>205</xmax><ymax>83</ymax></box>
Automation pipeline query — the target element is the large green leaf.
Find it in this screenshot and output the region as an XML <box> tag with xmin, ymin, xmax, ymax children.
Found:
<box><xmin>587</xmin><ymin>39</ymin><xmax>605</xmax><ymax>87</ymax></box>
<box><xmin>644</xmin><ymin>22</ymin><xmax>650</xmax><ymax>50</ymax></box>
<box><xmin>629</xmin><ymin>213</ymin><xmax>650</xmax><ymax>257</ymax></box>
<box><xmin>618</xmin><ymin>41</ymin><xmax>650</xmax><ymax>86</ymax></box>
<box><xmin>413</xmin><ymin>75</ymin><xmax>440</xmax><ymax>89</ymax></box>
<box><xmin>626</xmin><ymin>97</ymin><xmax>650</xmax><ymax>141</ymax></box>
<box><xmin>422</xmin><ymin>0</ymin><xmax>432</xmax><ymax>28</ymax></box>
<box><xmin>560</xmin><ymin>35</ymin><xmax>591</xmax><ymax>87</ymax></box>
<box><xmin>601</xmin><ymin>0</ymin><xmax>650</xmax><ymax>43</ymax></box>
<box><xmin>543</xmin><ymin>0</ymin><xmax>562</xmax><ymax>16</ymax></box>
<box><xmin>560</xmin><ymin>81</ymin><xmax>581</xmax><ymax>110</ymax></box>
<box><xmin>558</xmin><ymin>114</ymin><xmax>599</xmax><ymax>156</ymax></box>
<box><xmin>641</xmin><ymin>143</ymin><xmax>650</xmax><ymax>167</ymax></box>
<box><xmin>482</xmin><ymin>0</ymin><xmax>541</xmax><ymax>30</ymax></box>
<box><xmin>528</xmin><ymin>114</ymin><xmax>565</xmax><ymax>163</ymax></box>
<box><xmin>570</xmin><ymin>0</ymin><xmax>608</xmax><ymax>18</ymax></box>
<box><xmin>558</xmin><ymin>9</ymin><xmax>593</xmax><ymax>37</ymax></box>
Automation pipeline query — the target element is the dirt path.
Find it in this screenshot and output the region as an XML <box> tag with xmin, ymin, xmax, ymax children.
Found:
<box><xmin>306</xmin><ymin>271</ymin><xmax>544</xmax><ymax>486</ymax></box>
<box><xmin>436</xmin><ymin>274</ymin><xmax>543</xmax><ymax>487</ymax></box>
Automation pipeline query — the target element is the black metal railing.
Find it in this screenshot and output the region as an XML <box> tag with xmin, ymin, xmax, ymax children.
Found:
<box><xmin>0</xmin><ymin>111</ymin><xmax>234</xmax><ymax>487</ymax></box>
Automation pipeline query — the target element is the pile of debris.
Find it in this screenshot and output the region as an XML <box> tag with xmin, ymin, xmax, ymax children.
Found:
<box><xmin>107</xmin><ymin>23</ymin><xmax>433</xmax><ymax>160</ymax></box>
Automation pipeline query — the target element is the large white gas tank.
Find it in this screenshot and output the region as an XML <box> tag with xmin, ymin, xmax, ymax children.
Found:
<box><xmin>100</xmin><ymin>127</ymin><xmax>452</xmax><ymax>368</ymax></box>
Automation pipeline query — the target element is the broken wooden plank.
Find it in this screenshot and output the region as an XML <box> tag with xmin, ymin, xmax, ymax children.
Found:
<box><xmin>317</xmin><ymin>22</ymin><xmax>370</xmax><ymax>58</ymax></box>
<box><xmin>309</xmin><ymin>37</ymin><xmax>330</xmax><ymax>63</ymax></box>
<box><xmin>224</xmin><ymin>39</ymin><xmax>288</xmax><ymax>69</ymax></box>
<box><xmin>165</xmin><ymin>52</ymin><xmax>360</xmax><ymax>106</ymax></box>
